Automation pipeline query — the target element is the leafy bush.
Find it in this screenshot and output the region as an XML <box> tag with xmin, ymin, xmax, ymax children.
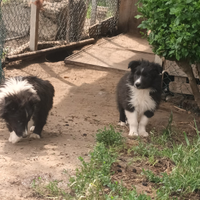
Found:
<box><xmin>136</xmin><ymin>0</ymin><xmax>200</xmax><ymax>64</ymax></box>
<box><xmin>136</xmin><ymin>0</ymin><xmax>200</xmax><ymax>109</ymax></box>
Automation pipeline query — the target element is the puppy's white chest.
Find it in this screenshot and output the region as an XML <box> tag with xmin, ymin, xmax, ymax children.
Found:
<box><xmin>129</xmin><ymin>86</ymin><xmax>156</xmax><ymax>115</ymax></box>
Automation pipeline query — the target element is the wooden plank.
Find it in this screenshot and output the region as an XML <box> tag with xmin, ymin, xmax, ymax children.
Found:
<box><xmin>174</xmin><ymin>76</ymin><xmax>187</xmax><ymax>83</ymax></box>
<box><xmin>64</xmin><ymin>59</ymin><xmax>127</xmax><ymax>72</ymax></box>
<box><xmin>165</xmin><ymin>60</ymin><xmax>199</xmax><ymax>78</ymax></box>
<box><xmin>6</xmin><ymin>38</ymin><xmax>95</xmax><ymax>62</ymax></box>
<box><xmin>30</xmin><ymin>0</ymin><xmax>39</xmax><ymax>51</ymax></box>
<box><xmin>169</xmin><ymin>81</ymin><xmax>200</xmax><ymax>95</ymax></box>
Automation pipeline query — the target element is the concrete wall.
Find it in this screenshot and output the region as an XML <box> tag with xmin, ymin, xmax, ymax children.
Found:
<box><xmin>118</xmin><ymin>0</ymin><xmax>143</xmax><ymax>35</ymax></box>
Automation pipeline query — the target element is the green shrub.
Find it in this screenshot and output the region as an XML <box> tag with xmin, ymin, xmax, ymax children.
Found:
<box><xmin>136</xmin><ymin>0</ymin><xmax>200</xmax><ymax>63</ymax></box>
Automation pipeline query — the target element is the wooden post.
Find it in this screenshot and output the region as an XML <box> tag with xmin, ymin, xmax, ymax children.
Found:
<box><xmin>118</xmin><ymin>0</ymin><xmax>133</xmax><ymax>33</ymax></box>
<box><xmin>66</xmin><ymin>0</ymin><xmax>75</xmax><ymax>42</ymax></box>
<box><xmin>90</xmin><ymin>0</ymin><xmax>97</xmax><ymax>26</ymax></box>
<box><xmin>29</xmin><ymin>0</ymin><xmax>39</xmax><ymax>51</ymax></box>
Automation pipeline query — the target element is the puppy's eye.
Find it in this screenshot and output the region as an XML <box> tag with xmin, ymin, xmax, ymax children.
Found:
<box><xmin>17</xmin><ymin>120</ymin><xmax>23</xmax><ymax>125</ymax></box>
<box><xmin>136</xmin><ymin>72</ymin><xmax>140</xmax><ymax>76</ymax></box>
<box><xmin>9</xmin><ymin>106</ymin><xmax>15</xmax><ymax>111</ymax></box>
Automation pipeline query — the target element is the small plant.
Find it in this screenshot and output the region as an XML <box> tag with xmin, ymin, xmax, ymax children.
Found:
<box><xmin>45</xmin><ymin>180</ymin><xmax>67</xmax><ymax>197</ymax></box>
<box><xmin>163</xmin><ymin>111</ymin><xmax>173</xmax><ymax>136</ymax></box>
<box><xmin>142</xmin><ymin>170</ymin><xmax>161</xmax><ymax>184</ymax></box>
<box><xmin>31</xmin><ymin>177</ymin><xmax>69</xmax><ymax>199</ymax></box>
<box><xmin>150</xmin><ymin>112</ymin><xmax>176</xmax><ymax>146</ymax></box>
<box><xmin>96</xmin><ymin>125</ymin><xmax>125</xmax><ymax>147</ymax></box>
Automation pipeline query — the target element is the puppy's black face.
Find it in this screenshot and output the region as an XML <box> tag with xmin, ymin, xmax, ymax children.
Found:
<box><xmin>128</xmin><ymin>60</ymin><xmax>162</xmax><ymax>89</ymax></box>
<box><xmin>133</xmin><ymin>66</ymin><xmax>157</xmax><ymax>89</ymax></box>
<box><xmin>0</xmin><ymin>93</ymin><xmax>39</xmax><ymax>137</ymax></box>
<box><xmin>3</xmin><ymin>100</ymin><xmax>34</xmax><ymax>137</ymax></box>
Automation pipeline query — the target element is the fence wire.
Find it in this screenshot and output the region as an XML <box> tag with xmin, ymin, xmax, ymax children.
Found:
<box><xmin>1</xmin><ymin>0</ymin><xmax>119</xmax><ymax>57</ymax></box>
<box><xmin>0</xmin><ymin>1</ymin><xmax>5</xmax><ymax>82</ymax></box>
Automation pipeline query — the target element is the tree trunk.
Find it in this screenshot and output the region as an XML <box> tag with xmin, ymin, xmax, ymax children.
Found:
<box><xmin>176</xmin><ymin>60</ymin><xmax>200</xmax><ymax>109</ymax></box>
<box><xmin>196</xmin><ymin>63</ymin><xmax>200</xmax><ymax>79</ymax></box>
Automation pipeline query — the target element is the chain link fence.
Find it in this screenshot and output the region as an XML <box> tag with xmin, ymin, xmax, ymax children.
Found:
<box><xmin>0</xmin><ymin>1</ymin><xmax>5</xmax><ymax>82</ymax></box>
<box><xmin>1</xmin><ymin>0</ymin><xmax>119</xmax><ymax>59</ymax></box>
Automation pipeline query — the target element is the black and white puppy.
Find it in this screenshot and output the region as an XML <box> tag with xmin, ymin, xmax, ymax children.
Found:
<box><xmin>0</xmin><ymin>76</ymin><xmax>54</xmax><ymax>143</ymax></box>
<box><xmin>116</xmin><ymin>60</ymin><xmax>162</xmax><ymax>137</ymax></box>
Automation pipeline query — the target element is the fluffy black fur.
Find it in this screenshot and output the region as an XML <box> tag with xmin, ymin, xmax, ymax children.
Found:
<box><xmin>116</xmin><ymin>60</ymin><xmax>162</xmax><ymax>133</ymax></box>
<box><xmin>0</xmin><ymin>76</ymin><xmax>54</xmax><ymax>139</ymax></box>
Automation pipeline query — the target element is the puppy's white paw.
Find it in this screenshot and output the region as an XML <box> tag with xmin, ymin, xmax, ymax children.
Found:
<box><xmin>118</xmin><ymin>121</ymin><xmax>126</xmax><ymax>126</ymax></box>
<box><xmin>29</xmin><ymin>133</ymin><xmax>41</xmax><ymax>139</ymax></box>
<box><xmin>30</xmin><ymin>126</ymin><xmax>35</xmax><ymax>132</ymax></box>
<box><xmin>8</xmin><ymin>131</ymin><xmax>21</xmax><ymax>144</ymax></box>
<box><xmin>128</xmin><ymin>131</ymin><xmax>139</xmax><ymax>137</ymax></box>
<box><xmin>139</xmin><ymin>131</ymin><xmax>149</xmax><ymax>137</ymax></box>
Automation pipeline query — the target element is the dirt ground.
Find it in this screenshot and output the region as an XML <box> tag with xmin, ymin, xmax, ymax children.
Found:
<box><xmin>0</xmin><ymin>57</ymin><xmax>198</xmax><ymax>199</ymax></box>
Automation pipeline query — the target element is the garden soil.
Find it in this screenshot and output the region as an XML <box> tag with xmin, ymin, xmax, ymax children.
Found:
<box><xmin>0</xmin><ymin>57</ymin><xmax>198</xmax><ymax>199</ymax></box>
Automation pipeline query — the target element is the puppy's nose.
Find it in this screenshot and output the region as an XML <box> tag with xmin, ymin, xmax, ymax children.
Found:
<box><xmin>135</xmin><ymin>82</ymin><xmax>141</xmax><ymax>88</ymax></box>
<box><xmin>22</xmin><ymin>129</ymin><xmax>28</xmax><ymax>138</ymax></box>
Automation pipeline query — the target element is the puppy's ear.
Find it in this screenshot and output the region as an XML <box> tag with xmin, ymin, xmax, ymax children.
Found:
<box><xmin>128</xmin><ymin>60</ymin><xmax>141</xmax><ymax>72</ymax></box>
<box><xmin>155</xmin><ymin>64</ymin><xmax>163</xmax><ymax>75</ymax></box>
<box><xmin>29</xmin><ymin>93</ymin><xmax>40</xmax><ymax>104</ymax></box>
<box><xmin>0</xmin><ymin>97</ymin><xmax>12</xmax><ymax>118</ymax></box>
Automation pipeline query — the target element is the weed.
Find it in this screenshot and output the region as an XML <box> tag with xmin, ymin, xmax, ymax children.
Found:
<box><xmin>150</xmin><ymin>112</ymin><xmax>175</xmax><ymax>146</ymax></box>
<box><xmin>31</xmin><ymin>177</ymin><xmax>70</xmax><ymax>199</ymax></box>
<box><xmin>142</xmin><ymin>170</ymin><xmax>161</xmax><ymax>184</ymax></box>
<box><xmin>96</xmin><ymin>125</ymin><xmax>125</xmax><ymax>147</ymax></box>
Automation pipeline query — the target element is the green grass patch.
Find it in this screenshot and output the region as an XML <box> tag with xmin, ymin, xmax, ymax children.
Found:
<box><xmin>69</xmin><ymin>127</ymin><xmax>149</xmax><ymax>200</ymax></box>
<box><xmin>130</xmin><ymin>114</ymin><xmax>200</xmax><ymax>199</ymax></box>
<box><xmin>31</xmin><ymin>126</ymin><xmax>150</xmax><ymax>199</ymax></box>
<box><xmin>31</xmin><ymin>115</ymin><xmax>200</xmax><ymax>199</ymax></box>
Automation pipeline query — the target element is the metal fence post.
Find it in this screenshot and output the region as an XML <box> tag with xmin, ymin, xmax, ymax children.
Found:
<box><xmin>30</xmin><ymin>0</ymin><xmax>39</xmax><ymax>51</ymax></box>
<box><xmin>90</xmin><ymin>0</ymin><xmax>97</xmax><ymax>26</ymax></box>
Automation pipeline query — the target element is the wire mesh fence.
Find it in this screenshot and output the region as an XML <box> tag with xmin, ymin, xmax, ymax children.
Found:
<box><xmin>1</xmin><ymin>0</ymin><xmax>119</xmax><ymax>58</ymax></box>
<box><xmin>0</xmin><ymin>1</ymin><xmax>5</xmax><ymax>82</ymax></box>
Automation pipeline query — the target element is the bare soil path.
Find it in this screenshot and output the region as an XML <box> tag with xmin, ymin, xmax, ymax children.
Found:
<box><xmin>0</xmin><ymin>58</ymin><xmax>196</xmax><ymax>199</ymax></box>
